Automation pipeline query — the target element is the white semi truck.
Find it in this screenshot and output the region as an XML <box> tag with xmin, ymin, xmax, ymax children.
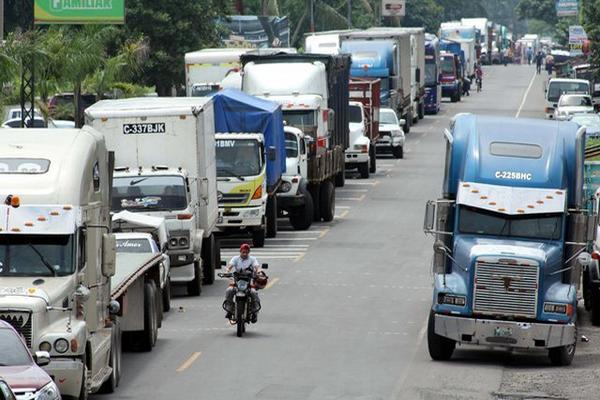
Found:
<box><xmin>85</xmin><ymin>97</ymin><xmax>220</xmax><ymax>294</ymax></box>
<box><xmin>0</xmin><ymin>128</ymin><xmax>164</xmax><ymax>399</ymax></box>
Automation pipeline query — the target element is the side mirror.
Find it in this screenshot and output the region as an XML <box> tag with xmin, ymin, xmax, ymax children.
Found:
<box><xmin>578</xmin><ymin>252</ymin><xmax>592</xmax><ymax>267</ymax></box>
<box><xmin>327</xmin><ymin>109</ymin><xmax>335</xmax><ymax>132</ymax></box>
<box><xmin>423</xmin><ymin>200</ymin><xmax>436</xmax><ymax>233</ymax></box>
<box><xmin>399</xmin><ymin>119</ymin><xmax>406</xmax><ymax>127</ymax></box>
<box><xmin>267</xmin><ymin>146</ymin><xmax>277</xmax><ymax>162</ymax></box>
<box><xmin>34</xmin><ymin>351</ymin><xmax>50</xmax><ymax>367</ymax></box>
<box><xmin>102</xmin><ymin>233</ymin><xmax>116</xmax><ymax>277</ymax></box>
<box><xmin>108</xmin><ymin>299</ymin><xmax>121</xmax><ymax>315</ymax></box>
<box><xmin>261</xmin><ymin>263</ymin><xmax>269</xmax><ymax>269</ymax></box>
<box><xmin>75</xmin><ymin>284</ymin><xmax>90</xmax><ymax>302</ymax></box>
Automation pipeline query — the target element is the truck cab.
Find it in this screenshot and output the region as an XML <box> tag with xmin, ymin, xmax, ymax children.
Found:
<box><xmin>0</xmin><ymin>128</ymin><xmax>118</xmax><ymax>398</ymax></box>
<box><xmin>545</xmin><ymin>78</ymin><xmax>591</xmax><ymax>119</ymax></box>
<box><xmin>214</xmin><ymin>133</ymin><xmax>268</xmax><ymax>247</ymax></box>
<box><xmin>424</xmin><ymin>114</ymin><xmax>593</xmax><ymax>366</ymax></box>
<box><xmin>440</xmin><ymin>51</ymin><xmax>462</xmax><ymax>102</ymax></box>
<box><xmin>346</xmin><ymin>101</ymin><xmax>371</xmax><ymax>178</ymax></box>
<box><xmin>425</xmin><ymin>34</ymin><xmax>441</xmax><ymax>115</ymax></box>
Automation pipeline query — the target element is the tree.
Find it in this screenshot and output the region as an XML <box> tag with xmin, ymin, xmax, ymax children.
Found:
<box><xmin>122</xmin><ymin>0</ymin><xmax>228</xmax><ymax>96</ymax></box>
<box><xmin>403</xmin><ymin>0</ymin><xmax>443</xmax><ymax>33</ymax></box>
<box><xmin>581</xmin><ymin>0</ymin><xmax>600</xmax><ymax>78</ymax></box>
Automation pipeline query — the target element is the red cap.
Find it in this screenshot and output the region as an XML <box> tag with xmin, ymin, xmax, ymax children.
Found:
<box><xmin>240</xmin><ymin>243</ymin><xmax>251</xmax><ymax>252</ymax></box>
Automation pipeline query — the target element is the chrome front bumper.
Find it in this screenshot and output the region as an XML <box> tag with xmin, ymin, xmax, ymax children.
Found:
<box><xmin>434</xmin><ymin>314</ymin><xmax>576</xmax><ymax>349</ymax></box>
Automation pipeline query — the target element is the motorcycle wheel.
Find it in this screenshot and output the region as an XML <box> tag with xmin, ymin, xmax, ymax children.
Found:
<box><xmin>236</xmin><ymin>298</ymin><xmax>245</xmax><ymax>337</ymax></box>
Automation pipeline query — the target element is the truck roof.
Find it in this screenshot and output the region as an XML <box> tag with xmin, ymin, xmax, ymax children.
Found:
<box><xmin>185</xmin><ymin>48</ymin><xmax>251</xmax><ymax>64</ymax></box>
<box><xmin>0</xmin><ymin>127</ymin><xmax>106</xmax><ymax>206</ymax></box>
<box><xmin>446</xmin><ymin>114</ymin><xmax>585</xmax><ymax>207</ymax></box>
<box><xmin>86</xmin><ymin>97</ymin><xmax>212</xmax><ymax>118</ymax></box>
<box><xmin>340</xmin><ymin>30</ymin><xmax>411</xmax><ymax>40</ymax></box>
<box><xmin>548</xmin><ymin>78</ymin><xmax>590</xmax><ymax>85</ymax></box>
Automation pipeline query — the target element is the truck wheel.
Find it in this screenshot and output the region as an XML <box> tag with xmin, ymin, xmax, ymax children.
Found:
<box><xmin>457</xmin><ymin>89</ymin><xmax>462</xmax><ymax>102</ymax></box>
<box><xmin>392</xmin><ymin>146</ymin><xmax>404</xmax><ymax>159</ymax></box>
<box><xmin>289</xmin><ymin>187</ymin><xmax>313</xmax><ymax>230</ymax></box>
<box><xmin>98</xmin><ymin>320</ymin><xmax>121</xmax><ymax>393</ymax></box>
<box><xmin>418</xmin><ymin>102</ymin><xmax>425</xmax><ymax>119</ymax></box>
<box><xmin>310</xmin><ymin>185</ymin><xmax>321</xmax><ymax>222</ymax></box>
<box><xmin>186</xmin><ymin>261</ymin><xmax>203</xmax><ymax>296</ymax></box>
<box><xmin>201</xmin><ymin>235</ymin><xmax>216</xmax><ymax>285</ymax></box>
<box><xmin>412</xmin><ymin>110</ymin><xmax>418</xmax><ymax>124</ymax></box>
<box><xmin>358</xmin><ymin>162</ymin><xmax>369</xmax><ymax>179</ymax></box>
<box><xmin>266</xmin><ymin>195</ymin><xmax>278</xmax><ymax>238</ymax></box>
<box><xmin>451</xmin><ymin>93</ymin><xmax>458</xmax><ymax>103</ymax></box>
<box><xmin>369</xmin><ymin>145</ymin><xmax>377</xmax><ymax>173</ymax></box>
<box><xmin>549</xmin><ymin>343</ymin><xmax>576</xmax><ymax>366</ymax></box>
<box><xmin>427</xmin><ymin>311</ymin><xmax>455</xmax><ymax>361</ymax></box>
<box><xmin>140</xmin><ymin>281</ymin><xmax>158</xmax><ymax>351</ymax></box>
<box><xmin>162</xmin><ymin>275</ymin><xmax>171</xmax><ymax>312</ymax></box>
<box><xmin>335</xmin><ymin>163</ymin><xmax>346</xmax><ymax>187</ymax></box>
<box><xmin>215</xmin><ymin>239</ymin><xmax>222</xmax><ymax>269</ymax></box>
<box><xmin>402</xmin><ymin>114</ymin><xmax>411</xmax><ymax>134</ymax></box>
<box><xmin>252</xmin><ymin>227</ymin><xmax>265</xmax><ymax>248</ymax></box>
<box><xmin>319</xmin><ymin>181</ymin><xmax>335</xmax><ymax>222</ymax></box>
<box><xmin>591</xmin><ymin>286</ymin><xmax>600</xmax><ymax>326</ymax></box>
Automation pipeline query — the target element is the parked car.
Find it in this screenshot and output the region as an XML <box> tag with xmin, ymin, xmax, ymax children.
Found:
<box><xmin>3</xmin><ymin>106</ymin><xmax>41</xmax><ymax>122</ymax></box>
<box><xmin>571</xmin><ymin>113</ymin><xmax>600</xmax><ymax>138</ymax></box>
<box><xmin>375</xmin><ymin>107</ymin><xmax>406</xmax><ymax>159</ymax></box>
<box><xmin>0</xmin><ymin>321</ymin><xmax>59</xmax><ymax>400</ymax></box>
<box><xmin>1</xmin><ymin>118</ymin><xmax>76</xmax><ymax>129</ymax></box>
<box><xmin>555</xmin><ymin>94</ymin><xmax>594</xmax><ymax>119</ymax></box>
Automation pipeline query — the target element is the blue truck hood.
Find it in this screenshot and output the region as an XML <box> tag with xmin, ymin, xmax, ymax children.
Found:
<box><xmin>212</xmin><ymin>89</ymin><xmax>286</xmax><ymax>190</ymax></box>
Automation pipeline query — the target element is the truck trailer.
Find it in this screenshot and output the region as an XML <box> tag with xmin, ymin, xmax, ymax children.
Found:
<box><xmin>424</xmin><ymin>114</ymin><xmax>594</xmax><ymax>366</ymax></box>
<box><xmin>425</xmin><ymin>33</ymin><xmax>441</xmax><ymax>115</ymax></box>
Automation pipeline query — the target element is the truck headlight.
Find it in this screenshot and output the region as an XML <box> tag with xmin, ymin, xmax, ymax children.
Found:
<box><xmin>39</xmin><ymin>342</ymin><xmax>51</xmax><ymax>352</ymax></box>
<box><xmin>169</xmin><ymin>238</ymin><xmax>179</xmax><ymax>248</ymax></box>
<box><xmin>391</xmin><ymin>130</ymin><xmax>403</xmax><ymax>137</ymax></box>
<box><xmin>544</xmin><ymin>302</ymin><xmax>571</xmax><ymax>315</ymax></box>
<box><xmin>36</xmin><ymin>381</ymin><xmax>61</xmax><ymax>400</ymax></box>
<box><xmin>178</xmin><ymin>237</ymin><xmax>189</xmax><ymax>247</ymax></box>
<box><xmin>54</xmin><ymin>338</ymin><xmax>69</xmax><ymax>354</ymax></box>
<box><xmin>280</xmin><ymin>181</ymin><xmax>292</xmax><ymax>193</ymax></box>
<box><xmin>438</xmin><ymin>293</ymin><xmax>466</xmax><ymax>306</ymax></box>
<box><xmin>245</xmin><ymin>209</ymin><xmax>260</xmax><ymax>217</ymax></box>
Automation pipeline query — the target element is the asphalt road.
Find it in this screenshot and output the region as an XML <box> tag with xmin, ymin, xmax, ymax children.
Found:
<box><xmin>96</xmin><ymin>64</ymin><xmax>594</xmax><ymax>400</ymax></box>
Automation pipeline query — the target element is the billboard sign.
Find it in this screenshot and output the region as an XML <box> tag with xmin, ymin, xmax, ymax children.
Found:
<box><xmin>382</xmin><ymin>0</ymin><xmax>406</xmax><ymax>17</ymax></box>
<box><xmin>569</xmin><ymin>25</ymin><xmax>587</xmax><ymax>56</ymax></box>
<box><xmin>556</xmin><ymin>0</ymin><xmax>578</xmax><ymax>17</ymax></box>
<box><xmin>34</xmin><ymin>0</ymin><xmax>125</xmax><ymax>24</ymax></box>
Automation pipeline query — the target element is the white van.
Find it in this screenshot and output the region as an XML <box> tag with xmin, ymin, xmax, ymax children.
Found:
<box><xmin>545</xmin><ymin>78</ymin><xmax>590</xmax><ymax>118</ymax></box>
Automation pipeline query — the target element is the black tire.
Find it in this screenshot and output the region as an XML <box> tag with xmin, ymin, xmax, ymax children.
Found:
<box><xmin>98</xmin><ymin>320</ymin><xmax>121</xmax><ymax>393</ymax></box>
<box><xmin>358</xmin><ymin>162</ymin><xmax>369</xmax><ymax>179</ymax></box>
<box><xmin>457</xmin><ymin>89</ymin><xmax>462</xmax><ymax>102</ymax></box>
<box><xmin>549</xmin><ymin>343</ymin><xmax>576</xmax><ymax>366</ymax></box>
<box><xmin>319</xmin><ymin>181</ymin><xmax>335</xmax><ymax>222</ymax></box>
<box><xmin>201</xmin><ymin>235</ymin><xmax>216</xmax><ymax>285</ymax></box>
<box><xmin>310</xmin><ymin>184</ymin><xmax>321</xmax><ymax>222</ymax></box>
<box><xmin>266</xmin><ymin>195</ymin><xmax>278</xmax><ymax>238</ymax></box>
<box><xmin>418</xmin><ymin>102</ymin><xmax>425</xmax><ymax>119</ymax></box>
<box><xmin>412</xmin><ymin>110</ymin><xmax>418</xmax><ymax>124</ymax></box>
<box><xmin>236</xmin><ymin>299</ymin><xmax>245</xmax><ymax>338</ymax></box>
<box><xmin>583</xmin><ymin>269</ymin><xmax>591</xmax><ymax>311</ymax></box>
<box><xmin>427</xmin><ymin>311</ymin><xmax>455</xmax><ymax>361</ymax></box>
<box><xmin>252</xmin><ymin>227</ymin><xmax>265</xmax><ymax>248</ymax></box>
<box><xmin>591</xmin><ymin>285</ymin><xmax>600</xmax><ymax>326</ymax></box>
<box><xmin>335</xmin><ymin>163</ymin><xmax>345</xmax><ymax>187</ymax></box>
<box><xmin>451</xmin><ymin>93</ymin><xmax>458</xmax><ymax>103</ymax></box>
<box><xmin>140</xmin><ymin>281</ymin><xmax>158</xmax><ymax>351</ymax></box>
<box><xmin>392</xmin><ymin>146</ymin><xmax>403</xmax><ymax>159</ymax></box>
<box><xmin>402</xmin><ymin>114</ymin><xmax>410</xmax><ymax>134</ymax></box>
<box><xmin>215</xmin><ymin>239</ymin><xmax>221</xmax><ymax>269</ymax></box>
<box><xmin>289</xmin><ymin>187</ymin><xmax>313</xmax><ymax>230</ymax></box>
<box><xmin>162</xmin><ymin>275</ymin><xmax>171</xmax><ymax>312</ymax></box>
<box><xmin>369</xmin><ymin>145</ymin><xmax>376</xmax><ymax>173</ymax></box>
<box><xmin>186</xmin><ymin>261</ymin><xmax>202</xmax><ymax>296</ymax></box>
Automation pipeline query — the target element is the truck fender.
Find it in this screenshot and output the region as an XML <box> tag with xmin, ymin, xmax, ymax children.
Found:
<box><xmin>38</xmin><ymin>318</ymin><xmax>87</xmax><ymax>357</ymax></box>
<box><xmin>298</xmin><ymin>178</ymin><xmax>309</xmax><ymax>193</ymax></box>
<box><xmin>589</xmin><ymin>259</ymin><xmax>600</xmax><ymax>283</ymax></box>
<box><xmin>193</xmin><ymin>229</ymin><xmax>205</xmax><ymax>256</ymax></box>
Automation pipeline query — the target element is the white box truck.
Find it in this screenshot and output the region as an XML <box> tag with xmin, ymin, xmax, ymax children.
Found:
<box><xmin>0</xmin><ymin>128</ymin><xmax>165</xmax><ymax>398</ymax></box>
<box><xmin>85</xmin><ymin>97</ymin><xmax>220</xmax><ymax>295</ymax></box>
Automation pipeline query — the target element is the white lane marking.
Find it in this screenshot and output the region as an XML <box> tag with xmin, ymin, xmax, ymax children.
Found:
<box><xmin>260</xmin><ymin>244</ymin><xmax>309</xmax><ymax>248</ymax></box>
<box><xmin>336</xmin><ymin>205</ymin><xmax>351</xmax><ymax>209</ymax></box>
<box><xmin>267</xmin><ymin>237</ymin><xmax>318</xmax><ymax>241</ymax></box>
<box><xmin>274</xmin><ymin>231</ymin><xmax>323</xmax><ymax>235</ymax></box>
<box><xmin>176</xmin><ymin>352</ymin><xmax>202</xmax><ymax>372</ymax></box>
<box><xmin>337</xmin><ymin>197</ymin><xmax>364</xmax><ymax>201</ymax></box>
<box><xmin>343</xmin><ymin>181</ymin><xmax>378</xmax><ymax>186</ymax></box>
<box><xmin>515</xmin><ymin>70</ymin><xmax>538</xmax><ymax>118</ymax></box>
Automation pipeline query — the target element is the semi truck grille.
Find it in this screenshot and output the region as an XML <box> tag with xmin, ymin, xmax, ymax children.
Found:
<box><xmin>219</xmin><ymin>193</ymin><xmax>249</xmax><ymax>205</ymax></box>
<box><xmin>473</xmin><ymin>260</ymin><xmax>539</xmax><ymax>319</ymax></box>
<box><xmin>0</xmin><ymin>311</ymin><xmax>33</xmax><ymax>347</ymax></box>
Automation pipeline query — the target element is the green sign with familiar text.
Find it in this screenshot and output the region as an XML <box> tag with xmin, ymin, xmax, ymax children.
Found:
<box><xmin>34</xmin><ymin>0</ymin><xmax>125</xmax><ymax>25</ymax></box>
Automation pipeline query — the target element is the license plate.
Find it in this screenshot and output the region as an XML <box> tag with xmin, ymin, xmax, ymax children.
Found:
<box><xmin>0</xmin><ymin>287</ymin><xmax>26</xmax><ymax>296</ymax></box>
<box><xmin>494</xmin><ymin>326</ymin><xmax>513</xmax><ymax>337</ymax></box>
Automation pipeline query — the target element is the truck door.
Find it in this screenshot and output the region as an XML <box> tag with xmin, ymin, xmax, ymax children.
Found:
<box><xmin>299</xmin><ymin>136</ymin><xmax>308</xmax><ymax>178</ymax></box>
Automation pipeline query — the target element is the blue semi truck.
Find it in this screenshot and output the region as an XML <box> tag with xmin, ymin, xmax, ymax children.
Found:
<box><xmin>424</xmin><ymin>114</ymin><xmax>595</xmax><ymax>366</ymax></box>
<box><xmin>424</xmin><ymin>34</ymin><xmax>441</xmax><ymax>114</ymax></box>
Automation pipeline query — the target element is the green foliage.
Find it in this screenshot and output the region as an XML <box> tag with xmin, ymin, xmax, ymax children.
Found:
<box><xmin>403</xmin><ymin>0</ymin><xmax>443</xmax><ymax>33</ymax></box>
<box><xmin>581</xmin><ymin>0</ymin><xmax>600</xmax><ymax>79</ymax></box>
<box><xmin>516</xmin><ymin>0</ymin><xmax>558</xmax><ymax>24</ymax></box>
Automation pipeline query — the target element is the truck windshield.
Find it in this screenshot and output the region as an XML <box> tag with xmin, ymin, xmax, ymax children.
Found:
<box><xmin>0</xmin><ymin>329</ymin><xmax>32</xmax><ymax>366</ymax></box>
<box><xmin>116</xmin><ymin>238</ymin><xmax>154</xmax><ymax>253</ymax></box>
<box><xmin>441</xmin><ymin>57</ymin><xmax>455</xmax><ymax>75</ymax></box>
<box><xmin>285</xmin><ymin>132</ymin><xmax>298</xmax><ymax>158</ymax></box>
<box><xmin>283</xmin><ymin>111</ymin><xmax>317</xmax><ymax>132</ymax></box>
<box><xmin>458</xmin><ymin>206</ymin><xmax>563</xmax><ymax>241</ymax></box>
<box><xmin>425</xmin><ymin>63</ymin><xmax>437</xmax><ymax>86</ymax></box>
<box><xmin>349</xmin><ymin>105</ymin><xmax>363</xmax><ymax>123</ymax></box>
<box><xmin>559</xmin><ymin>96</ymin><xmax>592</xmax><ymax>107</ymax></box>
<box><xmin>112</xmin><ymin>175</ymin><xmax>188</xmax><ymax>212</ymax></box>
<box><xmin>547</xmin><ymin>82</ymin><xmax>590</xmax><ymax>103</ymax></box>
<box><xmin>0</xmin><ymin>234</ymin><xmax>75</xmax><ymax>277</ymax></box>
<box><xmin>380</xmin><ymin>110</ymin><xmax>398</xmax><ymax>125</ymax></box>
<box><xmin>216</xmin><ymin>139</ymin><xmax>262</xmax><ymax>178</ymax></box>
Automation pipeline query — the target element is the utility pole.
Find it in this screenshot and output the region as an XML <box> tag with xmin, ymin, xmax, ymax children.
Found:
<box><xmin>310</xmin><ymin>0</ymin><xmax>315</xmax><ymax>32</ymax></box>
<box><xmin>0</xmin><ymin>0</ymin><xmax>4</xmax><ymax>41</ymax></box>
<box><xmin>347</xmin><ymin>0</ymin><xmax>352</xmax><ymax>29</ymax></box>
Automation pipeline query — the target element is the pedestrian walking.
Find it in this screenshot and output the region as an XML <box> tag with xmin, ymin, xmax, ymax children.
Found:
<box><xmin>527</xmin><ymin>47</ymin><xmax>533</xmax><ymax>65</ymax></box>
<box><xmin>535</xmin><ymin>51</ymin><xmax>543</xmax><ymax>74</ymax></box>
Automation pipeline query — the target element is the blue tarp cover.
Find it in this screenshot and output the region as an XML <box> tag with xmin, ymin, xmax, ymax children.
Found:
<box><xmin>212</xmin><ymin>89</ymin><xmax>286</xmax><ymax>189</ymax></box>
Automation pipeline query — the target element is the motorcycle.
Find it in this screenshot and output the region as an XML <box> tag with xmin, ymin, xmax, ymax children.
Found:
<box><xmin>218</xmin><ymin>264</ymin><xmax>268</xmax><ymax>337</ymax></box>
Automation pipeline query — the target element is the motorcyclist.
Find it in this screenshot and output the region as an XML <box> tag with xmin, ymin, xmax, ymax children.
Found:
<box><xmin>475</xmin><ymin>63</ymin><xmax>483</xmax><ymax>90</ymax></box>
<box><xmin>223</xmin><ymin>243</ymin><xmax>262</xmax><ymax>322</ymax></box>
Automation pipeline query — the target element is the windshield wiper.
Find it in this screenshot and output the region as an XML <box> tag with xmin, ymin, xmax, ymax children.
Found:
<box><xmin>28</xmin><ymin>244</ymin><xmax>57</xmax><ymax>277</ymax></box>
<box><xmin>217</xmin><ymin>168</ymin><xmax>245</xmax><ymax>181</ymax></box>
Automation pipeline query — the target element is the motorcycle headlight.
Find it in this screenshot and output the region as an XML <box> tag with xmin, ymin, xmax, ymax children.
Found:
<box><xmin>54</xmin><ymin>338</ymin><xmax>69</xmax><ymax>354</ymax></box>
<box><xmin>280</xmin><ymin>181</ymin><xmax>292</xmax><ymax>193</ymax></box>
<box><xmin>36</xmin><ymin>381</ymin><xmax>61</xmax><ymax>400</ymax></box>
<box><xmin>237</xmin><ymin>281</ymin><xmax>248</xmax><ymax>291</ymax></box>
